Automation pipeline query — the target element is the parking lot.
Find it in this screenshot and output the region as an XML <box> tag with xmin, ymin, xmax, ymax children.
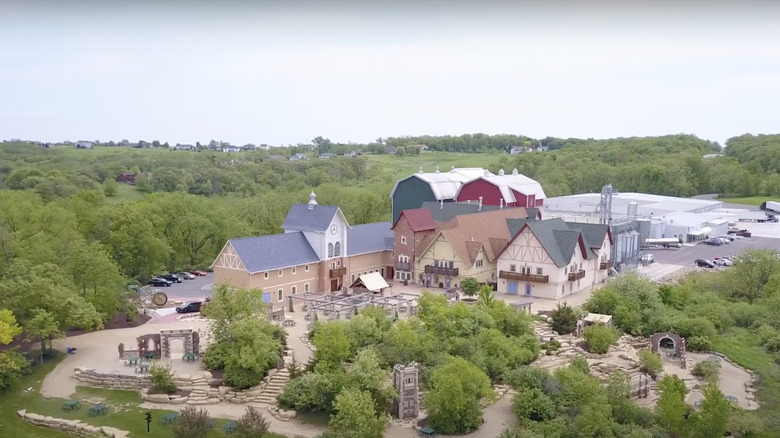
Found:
<box><xmin>142</xmin><ymin>273</ymin><xmax>213</xmax><ymax>301</ymax></box>
<box><xmin>647</xmin><ymin>235</ymin><xmax>780</xmax><ymax>267</ymax></box>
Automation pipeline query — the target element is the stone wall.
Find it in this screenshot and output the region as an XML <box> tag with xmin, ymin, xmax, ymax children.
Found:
<box><xmin>16</xmin><ymin>409</ymin><xmax>130</xmax><ymax>438</ymax></box>
<box><xmin>73</xmin><ymin>367</ymin><xmax>151</xmax><ymax>390</ymax></box>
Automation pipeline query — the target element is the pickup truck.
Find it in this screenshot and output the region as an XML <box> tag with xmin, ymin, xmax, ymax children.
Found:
<box><xmin>727</xmin><ymin>229</ymin><xmax>752</xmax><ymax>237</ymax></box>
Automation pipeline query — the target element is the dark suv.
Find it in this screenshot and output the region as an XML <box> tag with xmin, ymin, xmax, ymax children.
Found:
<box><xmin>695</xmin><ymin>259</ymin><xmax>715</xmax><ymax>268</ymax></box>
<box><xmin>160</xmin><ymin>274</ymin><xmax>183</xmax><ymax>283</ymax></box>
<box><xmin>149</xmin><ymin>277</ymin><xmax>172</xmax><ymax>287</ymax></box>
<box><xmin>175</xmin><ymin>302</ymin><xmax>202</xmax><ymax>313</ymax></box>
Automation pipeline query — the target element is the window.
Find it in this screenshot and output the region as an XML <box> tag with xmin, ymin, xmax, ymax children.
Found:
<box><xmin>564</xmin><ymin>267</ymin><xmax>568</xmax><ymax>274</ymax></box>
<box><xmin>263</xmin><ymin>272</ymin><xmax>269</xmax><ymax>279</ymax></box>
<box><xmin>334</xmin><ymin>242</ymin><xmax>341</xmax><ymax>257</ymax></box>
<box><xmin>328</xmin><ymin>243</ymin><xmax>334</xmax><ymax>258</ymax></box>
<box><xmin>292</xmin><ymin>266</ymin><xmax>296</xmax><ymax>275</ymax></box>
<box><xmin>277</xmin><ymin>289</ymin><xmax>283</xmax><ymax>301</ymax></box>
<box><xmin>510</xmin><ymin>264</ymin><xmax>517</xmax><ymax>272</ymax></box>
<box><xmin>562</xmin><ymin>285</ymin><xmax>565</xmax><ymax>294</ymax></box>
<box><xmin>278</xmin><ymin>269</ymin><xmax>283</xmax><ymax>277</ymax></box>
<box><xmin>476</xmin><ymin>259</ymin><xmax>483</xmax><ymax>268</ymax></box>
<box><xmin>352</xmin><ymin>274</ymin><xmax>355</xmax><ymax>282</ymax></box>
<box><xmin>304</xmin><ymin>283</ymin><xmax>310</xmax><ymax>293</ymax></box>
<box><xmin>401</xmin><ymin>235</ymin><xmax>407</xmax><ymax>245</ymax></box>
<box><xmin>536</xmin><ymin>267</ymin><xmax>543</xmax><ymax>275</ymax></box>
<box><xmin>521</xmin><ymin>266</ymin><xmax>531</xmax><ymax>274</ymax></box>
<box><xmin>305</xmin><ymin>264</ymin><xmax>309</xmax><ymax>272</ymax></box>
<box><xmin>291</xmin><ymin>286</ymin><xmax>297</xmax><ymax>295</ymax></box>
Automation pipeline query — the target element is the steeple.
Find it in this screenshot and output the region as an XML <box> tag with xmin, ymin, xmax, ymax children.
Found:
<box><xmin>307</xmin><ymin>191</ymin><xmax>318</xmax><ymax>210</ymax></box>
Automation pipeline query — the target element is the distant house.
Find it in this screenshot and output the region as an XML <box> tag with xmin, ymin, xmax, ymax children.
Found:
<box><xmin>170</xmin><ymin>144</ymin><xmax>195</xmax><ymax>151</ymax></box>
<box><xmin>289</xmin><ymin>153</ymin><xmax>307</xmax><ymax>161</ymax></box>
<box><xmin>509</xmin><ymin>146</ymin><xmax>532</xmax><ymax>155</ymax></box>
<box><xmin>318</xmin><ymin>153</ymin><xmax>338</xmax><ymax>159</ymax></box>
<box><xmin>241</xmin><ymin>144</ymin><xmax>256</xmax><ymax>151</ymax></box>
<box><xmin>76</xmin><ymin>141</ymin><xmax>93</xmax><ymax>149</ymax></box>
<box><xmin>256</xmin><ymin>144</ymin><xmax>271</xmax><ymax>151</ymax></box>
<box><xmin>116</xmin><ymin>173</ymin><xmax>139</xmax><ymax>185</ymax></box>
<box><xmin>536</xmin><ymin>146</ymin><xmax>549</xmax><ymax>152</ymax></box>
<box><xmin>344</xmin><ymin>150</ymin><xmax>363</xmax><ymax>157</ymax></box>
<box><xmin>263</xmin><ymin>155</ymin><xmax>287</xmax><ymax>162</ymax></box>
<box><xmin>222</xmin><ymin>146</ymin><xmax>241</xmax><ymax>153</ymax></box>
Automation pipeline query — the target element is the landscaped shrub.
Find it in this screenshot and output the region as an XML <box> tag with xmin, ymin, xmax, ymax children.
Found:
<box><xmin>569</xmin><ymin>357</ymin><xmax>590</xmax><ymax>375</ymax></box>
<box><xmin>202</xmin><ymin>341</ymin><xmax>230</xmax><ymax>370</ymax></box>
<box><xmin>582</xmin><ymin>324</ymin><xmax>619</xmax><ymax>354</ymax></box>
<box><xmin>235</xmin><ymin>405</ymin><xmax>270</xmax><ymax>438</ymax></box>
<box><xmin>691</xmin><ymin>358</ymin><xmax>721</xmax><ymax>381</ymax></box>
<box><xmin>149</xmin><ymin>362</ymin><xmax>176</xmax><ymax>394</ymax></box>
<box><xmin>638</xmin><ymin>350</ymin><xmax>663</xmax><ymax>378</ymax></box>
<box><xmin>685</xmin><ymin>335</ymin><xmax>713</xmax><ymax>352</ymax></box>
<box><xmin>0</xmin><ymin>350</ymin><xmax>30</xmax><ymax>390</ymax></box>
<box><xmin>550</xmin><ymin>302</ymin><xmax>578</xmax><ymax>335</ymax></box>
<box><xmin>173</xmin><ymin>406</ymin><xmax>212</xmax><ymax>438</ymax></box>
<box><xmin>512</xmin><ymin>388</ymin><xmax>556</xmax><ymax>422</ymax></box>
<box><xmin>730</xmin><ymin>302</ymin><xmax>766</xmax><ymax>328</ymax></box>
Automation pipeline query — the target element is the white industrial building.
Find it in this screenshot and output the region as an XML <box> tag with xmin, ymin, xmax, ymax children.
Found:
<box><xmin>543</xmin><ymin>192</ymin><xmax>730</xmax><ymax>261</ymax></box>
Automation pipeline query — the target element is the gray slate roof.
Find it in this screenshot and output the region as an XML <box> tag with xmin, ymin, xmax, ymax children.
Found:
<box><xmin>420</xmin><ymin>201</ymin><xmax>502</xmax><ymax>222</ymax></box>
<box><xmin>348</xmin><ymin>222</ymin><xmax>394</xmax><ymax>255</ymax></box>
<box><xmin>282</xmin><ymin>204</ymin><xmax>340</xmax><ymax>232</ymax></box>
<box><xmin>566</xmin><ymin>222</ymin><xmax>609</xmax><ymax>249</ymax></box>
<box><xmin>229</xmin><ymin>232</ymin><xmax>319</xmax><ymax>273</ymax></box>
<box><xmin>504</xmin><ymin>218</ymin><xmax>599</xmax><ymax>267</ymax></box>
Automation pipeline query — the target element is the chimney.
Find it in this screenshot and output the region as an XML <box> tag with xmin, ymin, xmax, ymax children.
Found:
<box><xmin>435</xmin><ymin>166</ymin><xmax>440</xmax><ymax>173</ymax></box>
<box><xmin>307</xmin><ymin>191</ymin><xmax>318</xmax><ymax>210</ymax></box>
<box><xmin>440</xmin><ymin>199</ymin><xmax>444</xmax><ymax>209</ymax></box>
<box><xmin>418</xmin><ymin>166</ymin><xmax>423</xmax><ymax>174</ymax></box>
<box><xmin>478</xmin><ymin>196</ymin><xmax>483</xmax><ymax>211</ymax></box>
<box><xmin>500</xmin><ymin>198</ymin><xmax>504</xmax><ymax>209</ymax></box>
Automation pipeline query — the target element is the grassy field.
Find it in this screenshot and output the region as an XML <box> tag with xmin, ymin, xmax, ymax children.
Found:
<box><xmin>713</xmin><ymin>328</ymin><xmax>780</xmax><ymax>436</ymax></box>
<box><xmin>106</xmin><ymin>183</ymin><xmax>146</xmax><ymax>203</ymax></box>
<box><xmin>3</xmin><ymin>351</ymin><xmax>288</xmax><ymax>438</ymax></box>
<box><xmin>716</xmin><ymin>196</ymin><xmax>780</xmax><ymax>206</ymax></box>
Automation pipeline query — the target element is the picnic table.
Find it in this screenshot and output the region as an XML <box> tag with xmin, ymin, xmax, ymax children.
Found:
<box><xmin>144</xmin><ymin>351</ymin><xmax>156</xmax><ymax>360</ymax></box>
<box><xmin>223</xmin><ymin>420</ymin><xmax>237</xmax><ymax>434</ymax></box>
<box><xmin>124</xmin><ymin>357</ymin><xmax>140</xmax><ymax>366</ymax></box>
<box><xmin>283</xmin><ymin>319</ymin><xmax>296</xmax><ymax>327</ymax></box>
<box><xmin>88</xmin><ymin>404</ymin><xmax>108</xmax><ymax>417</ymax></box>
<box><xmin>160</xmin><ymin>413</ymin><xmax>179</xmax><ymax>424</ymax></box>
<box><xmin>135</xmin><ymin>363</ymin><xmax>150</xmax><ymax>374</ymax></box>
<box><xmin>61</xmin><ymin>400</ymin><xmax>81</xmax><ymax>411</ymax></box>
<box><xmin>418</xmin><ymin>426</ymin><xmax>437</xmax><ymax>437</ymax></box>
<box><xmin>183</xmin><ymin>352</ymin><xmax>198</xmax><ymax>362</ymax></box>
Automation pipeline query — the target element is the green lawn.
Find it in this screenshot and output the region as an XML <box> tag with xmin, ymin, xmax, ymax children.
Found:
<box><xmin>716</xmin><ymin>196</ymin><xmax>780</xmax><ymax>206</ymax></box>
<box><xmin>3</xmin><ymin>350</ymin><xmax>289</xmax><ymax>438</ymax></box>
<box><xmin>106</xmin><ymin>183</ymin><xmax>147</xmax><ymax>203</ymax></box>
<box><xmin>713</xmin><ymin>328</ymin><xmax>780</xmax><ymax>436</ymax></box>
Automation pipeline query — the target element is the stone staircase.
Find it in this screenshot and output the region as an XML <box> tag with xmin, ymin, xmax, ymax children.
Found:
<box><xmin>252</xmin><ymin>368</ymin><xmax>290</xmax><ymax>407</ymax></box>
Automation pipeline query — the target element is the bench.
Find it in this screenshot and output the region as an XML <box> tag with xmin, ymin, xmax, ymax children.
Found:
<box><xmin>88</xmin><ymin>404</ymin><xmax>108</xmax><ymax>417</ymax></box>
<box><xmin>135</xmin><ymin>363</ymin><xmax>150</xmax><ymax>374</ymax></box>
<box><xmin>61</xmin><ymin>400</ymin><xmax>81</xmax><ymax>411</ymax></box>
<box><xmin>160</xmin><ymin>413</ymin><xmax>179</xmax><ymax>424</ymax></box>
<box><xmin>124</xmin><ymin>357</ymin><xmax>140</xmax><ymax>366</ymax></box>
<box><xmin>183</xmin><ymin>352</ymin><xmax>198</xmax><ymax>362</ymax></box>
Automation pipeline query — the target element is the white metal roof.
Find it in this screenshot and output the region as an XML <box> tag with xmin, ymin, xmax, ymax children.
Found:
<box><xmin>352</xmin><ymin>272</ymin><xmax>390</xmax><ymax>292</ymax></box>
<box><xmin>479</xmin><ymin>172</ymin><xmax>547</xmax><ymax>201</ymax></box>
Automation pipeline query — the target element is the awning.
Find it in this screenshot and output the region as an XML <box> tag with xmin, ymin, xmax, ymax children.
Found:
<box><xmin>688</xmin><ymin>226</ymin><xmax>712</xmax><ymax>237</ymax></box>
<box><xmin>349</xmin><ymin>272</ymin><xmax>390</xmax><ymax>292</ymax></box>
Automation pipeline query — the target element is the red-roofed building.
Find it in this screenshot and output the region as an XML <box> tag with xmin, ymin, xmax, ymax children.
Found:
<box><xmin>391</xmin><ymin>208</ymin><xmax>437</xmax><ymax>282</ymax></box>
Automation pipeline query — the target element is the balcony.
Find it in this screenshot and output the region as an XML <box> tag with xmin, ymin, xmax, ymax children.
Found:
<box><xmin>600</xmin><ymin>260</ymin><xmax>614</xmax><ymax>270</ymax></box>
<box><xmin>395</xmin><ymin>261</ymin><xmax>410</xmax><ymax>271</ymax></box>
<box><xmin>329</xmin><ymin>267</ymin><xmax>346</xmax><ymax>278</ymax></box>
<box><xmin>499</xmin><ymin>270</ymin><xmax>549</xmax><ymax>284</ymax></box>
<box><xmin>424</xmin><ymin>265</ymin><xmax>459</xmax><ymax>276</ymax></box>
<box><xmin>568</xmin><ymin>270</ymin><xmax>586</xmax><ymax>281</ymax></box>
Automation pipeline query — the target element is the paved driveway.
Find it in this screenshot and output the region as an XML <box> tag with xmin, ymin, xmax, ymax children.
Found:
<box><xmin>646</xmin><ymin>235</ymin><xmax>780</xmax><ymax>267</ymax></box>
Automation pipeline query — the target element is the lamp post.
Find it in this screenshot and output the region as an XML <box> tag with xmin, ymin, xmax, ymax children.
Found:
<box><xmin>144</xmin><ymin>412</ymin><xmax>152</xmax><ymax>433</ymax></box>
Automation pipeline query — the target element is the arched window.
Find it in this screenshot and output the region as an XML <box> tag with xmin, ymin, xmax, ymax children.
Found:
<box><xmin>328</xmin><ymin>243</ymin><xmax>334</xmax><ymax>258</ymax></box>
<box><xmin>334</xmin><ymin>241</ymin><xmax>341</xmax><ymax>257</ymax></box>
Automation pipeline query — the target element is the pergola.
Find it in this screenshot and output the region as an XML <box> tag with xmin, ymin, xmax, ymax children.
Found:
<box><xmin>289</xmin><ymin>292</ymin><xmax>420</xmax><ymax>321</ymax></box>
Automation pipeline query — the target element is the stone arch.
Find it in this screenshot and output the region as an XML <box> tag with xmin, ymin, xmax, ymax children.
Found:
<box><xmin>137</xmin><ymin>333</ymin><xmax>162</xmax><ymax>359</ymax></box>
<box><xmin>650</xmin><ymin>332</ymin><xmax>685</xmax><ymax>358</ymax></box>
<box><xmin>160</xmin><ymin>329</ymin><xmax>195</xmax><ymax>358</ymax></box>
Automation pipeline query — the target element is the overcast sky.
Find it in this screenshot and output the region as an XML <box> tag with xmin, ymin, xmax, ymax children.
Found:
<box><xmin>1</xmin><ymin>1</ymin><xmax>779</xmax><ymax>146</ymax></box>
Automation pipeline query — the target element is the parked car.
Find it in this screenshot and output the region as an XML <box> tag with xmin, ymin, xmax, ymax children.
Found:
<box><xmin>189</xmin><ymin>270</ymin><xmax>208</xmax><ymax>276</ymax></box>
<box><xmin>713</xmin><ymin>258</ymin><xmax>733</xmax><ymax>266</ymax></box>
<box><xmin>695</xmin><ymin>259</ymin><xmax>716</xmax><ymax>268</ymax></box>
<box><xmin>718</xmin><ymin>237</ymin><xmax>731</xmax><ymax>244</ymax></box>
<box><xmin>640</xmin><ymin>254</ymin><xmax>654</xmax><ymax>264</ymax></box>
<box><xmin>160</xmin><ymin>273</ymin><xmax>182</xmax><ymax>283</ymax></box>
<box><xmin>718</xmin><ymin>234</ymin><xmax>735</xmax><ymax>242</ymax></box>
<box><xmin>149</xmin><ymin>277</ymin><xmax>172</xmax><ymax>287</ymax></box>
<box><xmin>177</xmin><ymin>272</ymin><xmax>196</xmax><ymax>280</ymax></box>
<box><xmin>704</xmin><ymin>238</ymin><xmax>722</xmax><ymax>246</ymax></box>
<box><xmin>176</xmin><ymin>301</ymin><xmax>202</xmax><ymax>313</ymax></box>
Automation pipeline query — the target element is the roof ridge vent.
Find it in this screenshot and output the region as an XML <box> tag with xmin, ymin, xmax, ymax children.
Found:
<box><xmin>450</xmin><ymin>166</ymin><xmax>455</xmax><ymax>172</ymax></box>
<box><xmin>418</xmin><ymin>166</ymin><xmax>424</xmax><ymax>174</ymax></box>
<box><xmin>484</xmin><ymin>169</ymin><xmax>490</xmax><ymax>177</ymax></box>
<box><xmin>435</xmin><ymin>166</ymin><xmax>440</xmax><ymax>173</ymax></box>
<box><xmin>498</xmin><ymin>168</ymin><xmax>505</xmax><ymax>176</ymax></box>
<box><xmin>512</xmin><ymin>168</ymin><xmax>518</xmax><ymax>175</ymax></box>
<box><xmin>308</xmin><ymin>191</ymin><xmax>318</xmax><ymax>210</ymax></box>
